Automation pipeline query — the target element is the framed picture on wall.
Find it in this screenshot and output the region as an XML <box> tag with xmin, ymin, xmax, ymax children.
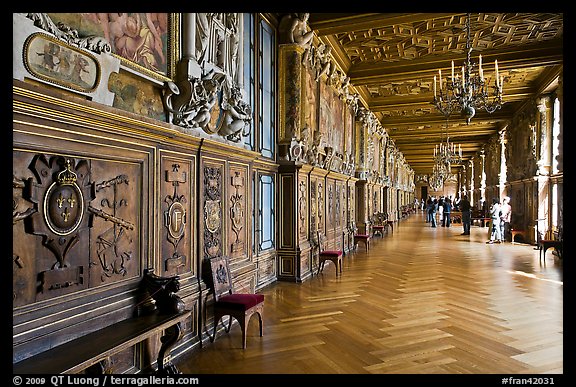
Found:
<box><xmin>47</xmin><ymin>13</ymin><xmax>179</xmax><ymax>82</ymax></box>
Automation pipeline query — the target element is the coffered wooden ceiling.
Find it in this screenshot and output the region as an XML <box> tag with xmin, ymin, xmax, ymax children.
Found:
<box><xmin>307</xmin><ymin>13</ymin><xmax>563</xmax><ymax>176</ymax></box>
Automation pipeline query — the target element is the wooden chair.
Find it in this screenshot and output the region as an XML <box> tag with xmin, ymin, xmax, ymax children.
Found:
<box><xmin>351</xmin><ymin>222</ymin><xmax>370</xmax><ymax>252</ymax></box>
<box><xmin>317</xmin><ymin>231</ymin><xmax>343</xmax><ymax>277</ymax></box>
<box><xmin>208</xmin><ymin>256</ymin><xmax>264</xmax><ymax>349</ymax></box>
<box><xmin>371</xmin><ymin>212</ymin><xmax>387</xmax><ymax>237</ymax></box>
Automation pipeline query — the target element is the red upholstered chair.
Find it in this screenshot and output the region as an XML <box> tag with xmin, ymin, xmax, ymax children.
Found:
<box><xmin>208</xmin><ymin>256</ymin><xmax>264</xmax><ymax>349</ymax></box>
<box><xmin>317</xmin><ymin>231</ymin><xmax>343</xmax><ymax>277</ymax></box>
<box><xmin>352</xmin><ymin>222</ymin><xmax>370</xmax><ymax>252</ymax></box>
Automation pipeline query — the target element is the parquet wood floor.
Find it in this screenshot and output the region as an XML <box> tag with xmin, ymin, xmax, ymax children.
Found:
<box><xmin>176</xmin><ymin>212</ymin><xmax>563</xmax><ymax>375</ymax></box>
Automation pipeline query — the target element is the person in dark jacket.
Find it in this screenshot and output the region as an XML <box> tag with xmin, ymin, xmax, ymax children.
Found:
<box><xmin>442</xmin><ymin>196</ymin><xmax>452</xmax><ymax>227</ymax></box>
<box><xmin>427</xmin><ymin>198</ymin><xmax>438</xmax><ymax>227</ymax></box>
<box><xmin>460</xmin><ymin>195</ymin><xmax>471</xmax><ymax>235</ymax></box>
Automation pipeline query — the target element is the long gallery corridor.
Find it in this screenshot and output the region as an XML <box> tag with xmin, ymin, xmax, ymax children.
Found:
<box><xmin>177</xmin><ymin>211</ymin><xmax>563</xmax><ymax>375</ymax></box>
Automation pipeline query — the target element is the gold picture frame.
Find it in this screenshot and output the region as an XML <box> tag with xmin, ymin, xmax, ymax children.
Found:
<box><xmin>24</xmin><ymin>33</ymin><xmax>101</xmax><ymax>93</ymax></box>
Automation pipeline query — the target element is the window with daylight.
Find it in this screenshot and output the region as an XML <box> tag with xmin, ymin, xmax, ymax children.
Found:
<box><xmin>242</xmin><ymin>13</ymin><xmax>276</xmax><ymax>158</ymax></box>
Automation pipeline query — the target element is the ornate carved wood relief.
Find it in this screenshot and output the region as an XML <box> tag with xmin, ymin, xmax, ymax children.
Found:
<box><xmin>162</xmin><ymin>156</ymin><xmax>193</xmax><ymax>275</ymax></box>
<box><xmin>88</xmin><ymin>161</ymin><xmax>138</xmax><ymax>286</ymax></box>
<box><xmin>327</xmin><ymin>183</ymin><xmax>334</xmax><ymax>229</ymax></box>
<box><xmin>24</xmin><ymin>155</ymin><xmax>94</xmax><ymax>300</ymax></box>
<box><xmin>317</xmin><ymin>180</ymin><xmax>324</xmax><ymax>231</ymax></box>
<box><xmin>310</xmin><ymin>179</ymin><xmax>317</xmax><ymax>234</ymax></box>
<box><xmin>228</xmin><ymin>166</ymin><xmax>248</xmax><ymax>260</ymax></box>
<box><xmin>203</xmin><ymin>163</ymin><xmax>223</xmax><ymax>260</ymax></box>
<box><xmin>335</xmin><ymin>183</ymin><xmax>341</xmax><ymax>228</ymax></box>
<box><xmin>298</xmin><ymin>180</ymin><xmax>307</xmax><ymax>238</ymax></box>
<box><xmin>13</xmin><ymin>150</ymin><xmax>141</xmax><ymax>304</ymax></box>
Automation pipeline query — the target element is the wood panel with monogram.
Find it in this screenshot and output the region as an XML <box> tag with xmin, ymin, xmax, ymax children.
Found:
<box><xmin>160</xmin><ymin>152</ymin><xmax>195</xmax><ymax>277</ymax></box>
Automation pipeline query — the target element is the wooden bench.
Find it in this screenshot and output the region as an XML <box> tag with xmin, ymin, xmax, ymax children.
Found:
<box><xmin>450</xmin><ymin>211</ymin><xmax>462</xmax><ymax>224</ymax></box>
<box><xmin>13</xmin><ymin>270</ymin><xmax>190</xmax><ymax>375</ymax></box>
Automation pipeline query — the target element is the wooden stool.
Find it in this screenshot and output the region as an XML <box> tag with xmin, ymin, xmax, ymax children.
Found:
<box><xmin>354</xmin><ymin>233</ymin><xmax>370</xmax><ymax>251</ymax></box>
<box><xmin>510</xmin><ymin>229</ymin><xmax>526</xmax><ymax>244</ymax></box>
<box><xmin>372</xmin><ymin>225</ymin><xmax>385</xmax><ymax>237</ymax></box>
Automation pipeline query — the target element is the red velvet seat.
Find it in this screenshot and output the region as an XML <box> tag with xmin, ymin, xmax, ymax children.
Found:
<box><xmin>208</xmin><ymin>256</ymin><xmax>264</xmax><ymax>349</ymax></box>
<box><xmin>351</xmin><ymin>222</ymin><xmax>370</xmax><ymax>251</ymax></box>
<box><xmin>317</xmin><ymin>231</ymin><xmax>343</xmax><ymax>277</ymax></box>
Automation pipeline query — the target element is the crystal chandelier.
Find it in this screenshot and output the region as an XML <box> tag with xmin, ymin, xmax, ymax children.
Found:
<box><xmin>429</xmin><ymin>161</ymin><xmax>448</xmax><ymax>191</ymax></box>
<box><xmin>429</xmin><ymin>119</ymin><xmax>461</xmax><ymax>190</ymax></box>
<box><xmin>432</xmin><ymin>13</ymin><xmax>504</xmax><ymax>124</ymax></box>
<box><xmin>433</xmin><ymin>133</ymin><xmax>462</xmax><ymax>167</ymax></box>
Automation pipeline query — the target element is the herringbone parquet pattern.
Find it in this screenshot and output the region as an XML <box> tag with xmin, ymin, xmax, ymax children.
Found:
<box><xmin>177</xmin><ymin>212</ymin><xmax>563</xmax><ymax>374</ymax></box>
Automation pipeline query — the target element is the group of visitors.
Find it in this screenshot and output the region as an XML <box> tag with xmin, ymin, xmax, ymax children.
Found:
<box><xmin>420</xmin><ymin>194</ymin><xmax>512</xmax><ymax>242</ymax></box>
<box><xmin>424</xmin><ymin>195</ymin><xmax>454</xmax><ymax>228</ymax></box>
<box><xmin>486</xmin><ymin>196</ymin><xmax>512</xmax><ymax>244</ymax></box>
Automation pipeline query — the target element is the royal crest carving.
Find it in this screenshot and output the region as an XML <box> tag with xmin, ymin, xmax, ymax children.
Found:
<box><xmin>26</xmin><ymin>155</ymin><xmax>95</xmax><ymax>293</ymax></box>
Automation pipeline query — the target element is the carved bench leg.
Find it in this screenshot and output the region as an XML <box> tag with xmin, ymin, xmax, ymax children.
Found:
<box><xmin>156</xmin><ymin>322</ymin><xmax>183</xmax><ymax>375</ymax></box>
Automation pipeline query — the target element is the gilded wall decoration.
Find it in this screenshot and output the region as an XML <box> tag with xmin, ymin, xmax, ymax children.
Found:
<box><xmin>24</xmin><ymin>33</ymin><xmax>100</xmax><ymax>93</ymax></box>
<box><xmin>203</xmin><ymin>165</ymin><xmax>222</xmax><ymax>259</ymax></box>
<box><xmin>163</xmin><ymin>162</ymin><xmax>189</xmax><ymax>273</ymax></box>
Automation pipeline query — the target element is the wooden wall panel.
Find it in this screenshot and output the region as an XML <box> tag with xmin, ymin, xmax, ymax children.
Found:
<box><xmin>200</xmin><ymin>158</ymin><xmax>225</xmax><ymax>262</ymax></box>
<box><xmin>160</xmin><ymin>152</ymin><xmax>195</xmax><ymax>277</ymax></box>
<box><xmin>227</xmin><ymin>163</ymin><xmax>250</xmax><ymax>263</ymax></box>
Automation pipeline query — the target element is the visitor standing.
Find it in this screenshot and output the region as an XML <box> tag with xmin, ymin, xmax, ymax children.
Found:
<box><xmin>500</xmin><ymin>196</ymin><xmax>512</xmax><ymax>242</ymax></box>
<box><xmin>486</xmin><ymin>197</ymin><xmax>502</xmax><ymax>244</ymax></box>
<box><xmin>460</xmin><ymin>195</ymin><xmax>471</xmax><ymax>235</ymax></box>
<box><xmin>442</xmin><ymin>196</ymin><xmax>452</xmax><ymax>227</ymax></box>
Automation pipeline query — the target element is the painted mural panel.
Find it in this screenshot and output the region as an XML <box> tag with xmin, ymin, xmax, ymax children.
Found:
<box><xmin>108</xmin><ymin>71</ymin><xmax>166</xmax><ymax>121</ymax></box>
<box><xmin>319</xmin><ymin>81</ymin><xmax>344</xmax><ymax>154</ymax></box>
<box><xmin>24</xmin><ymin>33</ymin><xmax>100</xmax><ymax>93</ymax></box>
<box><xmin>344</xmin><ymin>104</ymin><xmax>354</xmax><ymax>156</ymax></box>
<box><xmin>303</xmin><ymin>66</ymin><xmax>318</xmax><ymax>137</ymax></box>
<box><xmin>48</xmin><ymin>13</ymin><xmax>170</xmax><ymax>77</ymax></box>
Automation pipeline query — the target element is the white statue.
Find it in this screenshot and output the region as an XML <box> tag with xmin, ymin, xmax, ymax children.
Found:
<box><xmin>219</xmin><ymin>86</ymin><xmax>252</xmax><ymax>142</ymax></box>
<box><xmin>279</xmin><ymin>13</ymin><xmax>314</xmax><ymax>48</ymax></box>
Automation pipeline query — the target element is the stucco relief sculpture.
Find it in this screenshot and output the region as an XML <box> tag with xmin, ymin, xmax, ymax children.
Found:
<box><xmin>279</xmin><ymin>13</ymin><xmax>314</xmax><ymax>48</ymax></box>
<box><xmin>24</xmin><ymin>13</ymin><xmax>111</xmax><ymax>54</ymax></box>
<box><xmin>218</xmin><ymin>84</ymin><xmax>252</xmax><ymax>142</ymax></box>
<box><xmin>162</xmin><ymin>70</ymin><xmax>225</xmax><ymax>131</ymax></box>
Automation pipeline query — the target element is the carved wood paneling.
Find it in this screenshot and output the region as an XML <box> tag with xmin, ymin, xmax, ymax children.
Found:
<box><xmin>160</xmin><ymin>153</ymin><xmax>194</xmax><ymax>276</ymax></box>
<box><xmin>227</xmin><ymin>163</ymin><xmax>249</xmax><ymax>262</ymax></box>
<box><xmin>201</xmin><ymin>159</ymin><xmax>225</xmax><ymax>261</ymax></box>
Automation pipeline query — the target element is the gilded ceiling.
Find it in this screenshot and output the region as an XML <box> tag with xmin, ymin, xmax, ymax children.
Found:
<box><xmin>307</xmin><ymin>13</ymin><xmax>563</xmax><ymax>175</ymax></box>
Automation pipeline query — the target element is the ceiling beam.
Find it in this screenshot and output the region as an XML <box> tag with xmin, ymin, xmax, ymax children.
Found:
<box><xmin>347</xmin><ymin>41</ymin><xmax>563</xmax><ymax>86</ymax></box>
<box><xmin>308</xmin><ymin>13</ymin><xmax>462</xmax><ymax>36</ymax></box>
<box><xmin>368</xmin><ymin>85</ymin><xmax>533</xmax><ymax>111</ymax></box>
